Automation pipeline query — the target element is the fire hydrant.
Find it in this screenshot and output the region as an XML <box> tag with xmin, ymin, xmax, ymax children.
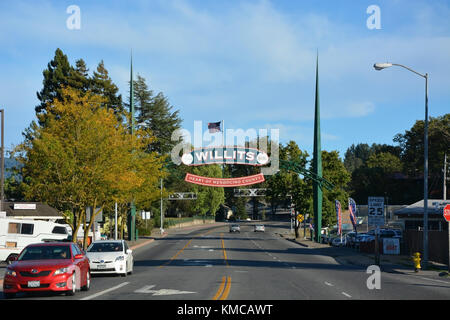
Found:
<box><xmin>412</xmin><ymin>252</ymin><xmax>421</xmax><ymax>272</ymax></box>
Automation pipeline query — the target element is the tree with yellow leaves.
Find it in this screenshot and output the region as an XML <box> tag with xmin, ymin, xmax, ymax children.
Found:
<box><xmin>16</xmin><ymin>87</ymin><xmax>165</xmax><ymax>248</ymax></box>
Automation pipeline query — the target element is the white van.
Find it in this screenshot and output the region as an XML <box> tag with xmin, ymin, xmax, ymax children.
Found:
<box><xmin>0</xmin><ymin>218</ymin><xmax>70</xmax><ymax>262</ymax></box>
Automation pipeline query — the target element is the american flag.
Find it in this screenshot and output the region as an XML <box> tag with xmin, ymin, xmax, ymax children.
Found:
<box><xmin>348</xmin><ymin>198</ymin><xmax>357</xmax><ymax>230</ymax></box>
<box><xmin>207</xmin><ymin>121</ymin><xmax>222</xmax><ymax>133</ymax></box>
<box><xmin>335</xmin><ymin>200</ymin><xmax>342</xmax><ymax>235</ymax></box>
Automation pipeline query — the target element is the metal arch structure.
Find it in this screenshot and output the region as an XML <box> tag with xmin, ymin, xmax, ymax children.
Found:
<box><xmin>279</xmin><ymin>160</ymin><xmax>335</xmax><ymax>191</ymax></box>
<box><xmin>167</xmin><ymin>192</ymin><xmax>197</xmax><ymax>200</ymax></box>
<box><xmin>234</xmin><ymin>188</ymin><xmax>267</xmax><ymax>197</ymax></box>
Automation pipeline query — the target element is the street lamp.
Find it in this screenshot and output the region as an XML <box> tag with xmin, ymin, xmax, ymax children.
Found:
<box><xmin>373</xmin><ymin>62</ymin><xmax>429</xmax><ymax>268</ymax></box>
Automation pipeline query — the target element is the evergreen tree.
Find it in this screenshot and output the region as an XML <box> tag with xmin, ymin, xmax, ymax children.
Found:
<box><xmin>90</xmin><ymin>60</ymin><xmax>124</xmax><ymax>122</ymax></box>
<box><xmin>130</xmin><ymin>75</ymin><xmax>182</xmax><ymax>155</ymax></box>
<box><xmin>35</xmin><ymin>48</ymin><xmax>74</xmax><ymax>126</ymax></box>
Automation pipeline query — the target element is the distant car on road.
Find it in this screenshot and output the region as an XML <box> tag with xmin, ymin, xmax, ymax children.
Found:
<box><xmin>254</xmin><ymin>224</ymin><xmax>265</xmax><ymax>232</ymax></box>
<box><xmin>229</xmin><ymin>224</ymin><xmax>240</xmax><ymax>233</ymax></box>
<box><xmin>86</xmin><ymin>240</ymin><xmax>133</xmax><ymax>277</ymax></box>
<box><xmin>3</xmin><ymin>242</ymin><xmax>90</xmax><ymax>299</ymax></box>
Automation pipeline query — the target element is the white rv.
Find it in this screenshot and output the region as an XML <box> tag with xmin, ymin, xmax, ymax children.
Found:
<box><xmin>0</xmin><ymin>218</ymin><xmax>70</xmax><ymax>262</ymax></box>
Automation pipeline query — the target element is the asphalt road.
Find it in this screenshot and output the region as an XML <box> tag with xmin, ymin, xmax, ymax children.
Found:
<box><xmin>2</xmin><ymin>221</ymin><xmax>450</xmax><ymax>300</ymax></box>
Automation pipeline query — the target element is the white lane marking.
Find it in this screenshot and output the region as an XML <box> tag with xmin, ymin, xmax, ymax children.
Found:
<box><xmin>135</xmin><ymin>285</ymin><xmax>196</xmax><ymax>296</ymax></box>
<box><xmin>342</xmin><ymin>292</ymin><xmax>352</xmax><ymax>298</ymax></box>
<box><xmin>324</xmin><ymin>282</ymin><xmax>334</xmax><ymax>287</ymax></box>
<box><xmin>81</xmin><ymin>282</ymin><xmax>130</xmax><ymax>300</ymax></box>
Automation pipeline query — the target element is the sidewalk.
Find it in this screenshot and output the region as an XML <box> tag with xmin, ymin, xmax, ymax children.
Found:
<box><xmin>278</xmin><ymin>230</ymin><xmax>450</xmax><ymax>279</ymax></box>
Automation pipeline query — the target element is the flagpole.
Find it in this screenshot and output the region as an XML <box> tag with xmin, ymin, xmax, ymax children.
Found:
<box><xmin>222</xmin><ymin>120</ymin><xmax>225</xmax><ymax>147</ymax></box>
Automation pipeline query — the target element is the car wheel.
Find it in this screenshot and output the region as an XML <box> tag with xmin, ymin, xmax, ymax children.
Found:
<box><xmin>81</xmin><ymin>271</ymin><xmax>90</xmax><ymax>291</ymax></box>
<box><xmin>128</xmin><ymin>262</ymin><xmax>133</xmax><ymax>275</ymax></box>
<box><xmin>66</xmin><ymin>272</ymin><xmax>76</xmax><ymax>296</ymax></box>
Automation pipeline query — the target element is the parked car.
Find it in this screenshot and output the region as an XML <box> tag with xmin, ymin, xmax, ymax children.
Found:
<box><xmin>86</xmin><ymin>240</ymin><xmax>133</xmax><ymax>277</ymax></box>
<box><xmin>254</xmin><ymin>224</ymin><xmax>265</xmax><ymax>232</ymax></box>
<box><xmin>3</xmin><ymin>242</ymin><xmax>90</xmax><ymax>299</ymax></box>
<box><xmin>379</xmin><ymin>229</ymin><xmax>402</xmax><ymax>239</ymax></box>
<box><xmin>0</xmin><ymin>218</ymin><xmax>70</xmax><ymax>263</ymax></box>
<box><xmin>345</xmin><ymin>232</ymin><xmax>357</xmax><ymax>247</ymax></box>
<box><xmin>331</xmin><ymin>237</ymin><xmax>347</xmax><ymax>247</ymax></box>
<box><xmin>354</xmin><ymin>234</ymin><xmax>375</xmax><ymax>248</ymax></box>
<box><xmin>229</xmin><ymin>224</ymin><xmax>240</xmax><ymax>233</ymax></box>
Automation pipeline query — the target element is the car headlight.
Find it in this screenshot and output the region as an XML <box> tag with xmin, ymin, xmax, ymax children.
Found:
<box><xmin>5</xmin><ymin>269</ymin><xmax>17</xmax><ymax>277</ymax></box>
<box><xmin>115</xmin><ymin>256</ymin><xmax>125</xmax><ymax>262</ymax></box>
<box><xmin>54</xmin><ymin>267</ymin><xmax>69</xmax><ymax>275</ymax></box>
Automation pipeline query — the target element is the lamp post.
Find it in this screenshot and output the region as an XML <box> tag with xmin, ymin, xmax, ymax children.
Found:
<box><xmin>373</xmin><ymin>62</ymin><xmax>429</xmax><ymax>268</ymax></box>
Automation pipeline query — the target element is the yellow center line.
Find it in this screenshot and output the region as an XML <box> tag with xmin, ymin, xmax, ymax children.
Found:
<box><xmin>221</xmin><ymin>233</ymin><xmax>229</xmax><ymax>267</ymax></box>
<box><xmin>212</xmin><ymin>276</ymin><xmax>231</xmax><ymax>300</ymax></box>
<box><xmin>211</xmin><ymin>233</ymin><xmax>232</xmax><ymax>300</ymax></box>
<box><xmin>220</xmin><ymin>276</ymin><xmax>231</xmax><ymax>300</ymax></box>
<box><xmin>212</xmin><ymin>276</ymin><xmax>226</xmax><ymax>300</ymax></box>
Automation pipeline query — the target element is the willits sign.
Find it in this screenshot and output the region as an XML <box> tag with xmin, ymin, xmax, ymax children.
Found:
<box><xmin>181</xmin><ymin>147</ymin><xmax>269</xmax><ymax>166</ymax></box>
<box><xmin>181</xmin><ymin>146</ymin><xmax>270</xmax><ymax>187</ymax></box>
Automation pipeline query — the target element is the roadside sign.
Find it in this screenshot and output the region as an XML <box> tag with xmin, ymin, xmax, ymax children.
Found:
<box><xmin>383</xmin><ymin>238</ymin><xmax>400</xmax><ymax>255</ymax></box>
<box><xmin>297</xmin><ymin>214</ymin><xmax>304</xmax><ymax>223</ymax></box>
<box><xmin>443</xmin><ymin>204</ymin><xmax>450</xmax><ymax>222</ymax></box>
<box><xmin>368</xmin><ymin>197</ymin><xmax>385</xmax><ymax>227</ymax></box>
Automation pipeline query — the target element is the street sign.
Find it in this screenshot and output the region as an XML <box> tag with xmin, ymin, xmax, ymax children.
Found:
<box><xmin>368</xmin><ymin>197</ymin><xmax>385</xmax><ymax>227</ymax></box>
<box><xmin>297</xmin><ymin>214</ymin><xmax>304</xmax><ymax>223</ymax></box>
<box><xmin>444</xmin><ymin>204</ymin><xmax>450</xmax><ymax>222</ymax></box>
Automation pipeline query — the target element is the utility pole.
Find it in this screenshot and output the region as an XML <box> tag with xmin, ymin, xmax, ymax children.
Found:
<box><xmin>160</xmin><ymin>178</ymin><xmax>164</xmax><ymax>235</ymax></box>
<box><xmin>444</xmin><ymin>152</ymin><xmax>447</xmax><ymax>201</ymax></box>
<box><xmin>128</xmin><ymin>52</ymin><xmax>136</xmax><ymax>241</ymax></box>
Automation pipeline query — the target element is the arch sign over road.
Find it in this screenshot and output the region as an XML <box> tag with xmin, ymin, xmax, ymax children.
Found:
<box><xmin>182</xmin><ymin>146</ymin><xmax>269</xmax><ymax>187</ymax></box>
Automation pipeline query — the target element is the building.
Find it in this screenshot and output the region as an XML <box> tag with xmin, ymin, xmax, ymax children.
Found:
<box><xmin>394</xmin><ymin>199</ymin><xmax>450</xmax><ymax>231</ymax></box>
<box><xmin>1</xmin><ymin>202</ymin><xmax>64</xmax><ymax>222</ymax></box>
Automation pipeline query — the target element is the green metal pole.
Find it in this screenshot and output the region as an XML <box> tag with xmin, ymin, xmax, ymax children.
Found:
<box><xmin>313</xmin><ymin>53</ymin><xmax>323</xmax><ymax>243</ymax></box>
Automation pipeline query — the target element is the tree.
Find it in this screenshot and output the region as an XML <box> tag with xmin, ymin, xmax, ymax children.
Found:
<box><xmin>90</xmin><ymin>60</ymin><xmax>125</xmax><ymax>122</ymax></box>
<box><xmin>315</xmin><ymin>151</ymin><xmax>350</xmax><ymax>227</ymax></box>
<box><xmin>394</xmin><ymin>114</ymin><xmax>449</xmax><ymax>198</ymax></box>
<box><xmin>266</xmin><ymin>141</ymin><xmax>310</xmax><ymax>228</ymax></box>
<box><xmin>131</xmin><ymin>75</ymin><xmax>182</xmax><ymax>155</ymax></box>
<box><xmin>35</xmin><ymin>48</ymin><xmax>73</xmax><ymax>126</ymax></box>
<box><xmin>190</xmin><ymin>165</ymin><xmax>225</xmax><ymax>218</ymax></box>
<box><xmin>16</xmin><ymin>87</ymin><xmax>164</xmax><ymax>249</ymax></box>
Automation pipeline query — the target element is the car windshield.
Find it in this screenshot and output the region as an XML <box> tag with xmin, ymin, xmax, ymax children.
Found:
<box><xmin>87</xmin><ymin>242</ymin><xmax>123</xmax><ymax>253</ymax></box>
<box><xmin>18</xmin><ymin>245</ymin><xmax>71</xmax><ymax>261</ymax></box>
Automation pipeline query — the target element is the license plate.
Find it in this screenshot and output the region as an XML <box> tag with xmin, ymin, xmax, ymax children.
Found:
<box><xmin>28</xmin><ymin>281</ymin><xmax>40</xmax><ymax>288</ymax></box>
<box><xmin>97</xmin><ymin>264</ymin><xmax>106</xmax><ymax>269</ymax></box>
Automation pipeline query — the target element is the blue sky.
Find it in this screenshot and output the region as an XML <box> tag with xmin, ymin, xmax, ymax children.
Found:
<box><xmin>1</xmin><ymin>0</ymin><xmax>449</xmax><ymax>160</ymax></box>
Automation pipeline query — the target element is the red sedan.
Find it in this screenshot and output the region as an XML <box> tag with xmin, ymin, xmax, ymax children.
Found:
<box><xmin>3</xmin><ymin>242</ymin><xmax>90</xmax><ymax>299</ymax></box>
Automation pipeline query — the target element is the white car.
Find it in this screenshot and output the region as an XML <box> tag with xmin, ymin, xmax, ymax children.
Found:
<box><xmin>86</xmin><ymin>240</ymin><xmax>133</xmax><ymax>277</ymax></box>
<box><xmin>254</xmin><ymin>224</ymin><xmax>265</xmax><ymax>232</ymax></box>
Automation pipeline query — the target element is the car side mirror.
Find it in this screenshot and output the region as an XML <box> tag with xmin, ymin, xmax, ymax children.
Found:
<box><xmin>126</xmin><ymin>249</ymin><xmax>132</xmax><ymax>254</ymax></box>
<box><xmin>74</xmin><ymin>254</ymin><xmax>84</xmax><ymax>259</ymax></box>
